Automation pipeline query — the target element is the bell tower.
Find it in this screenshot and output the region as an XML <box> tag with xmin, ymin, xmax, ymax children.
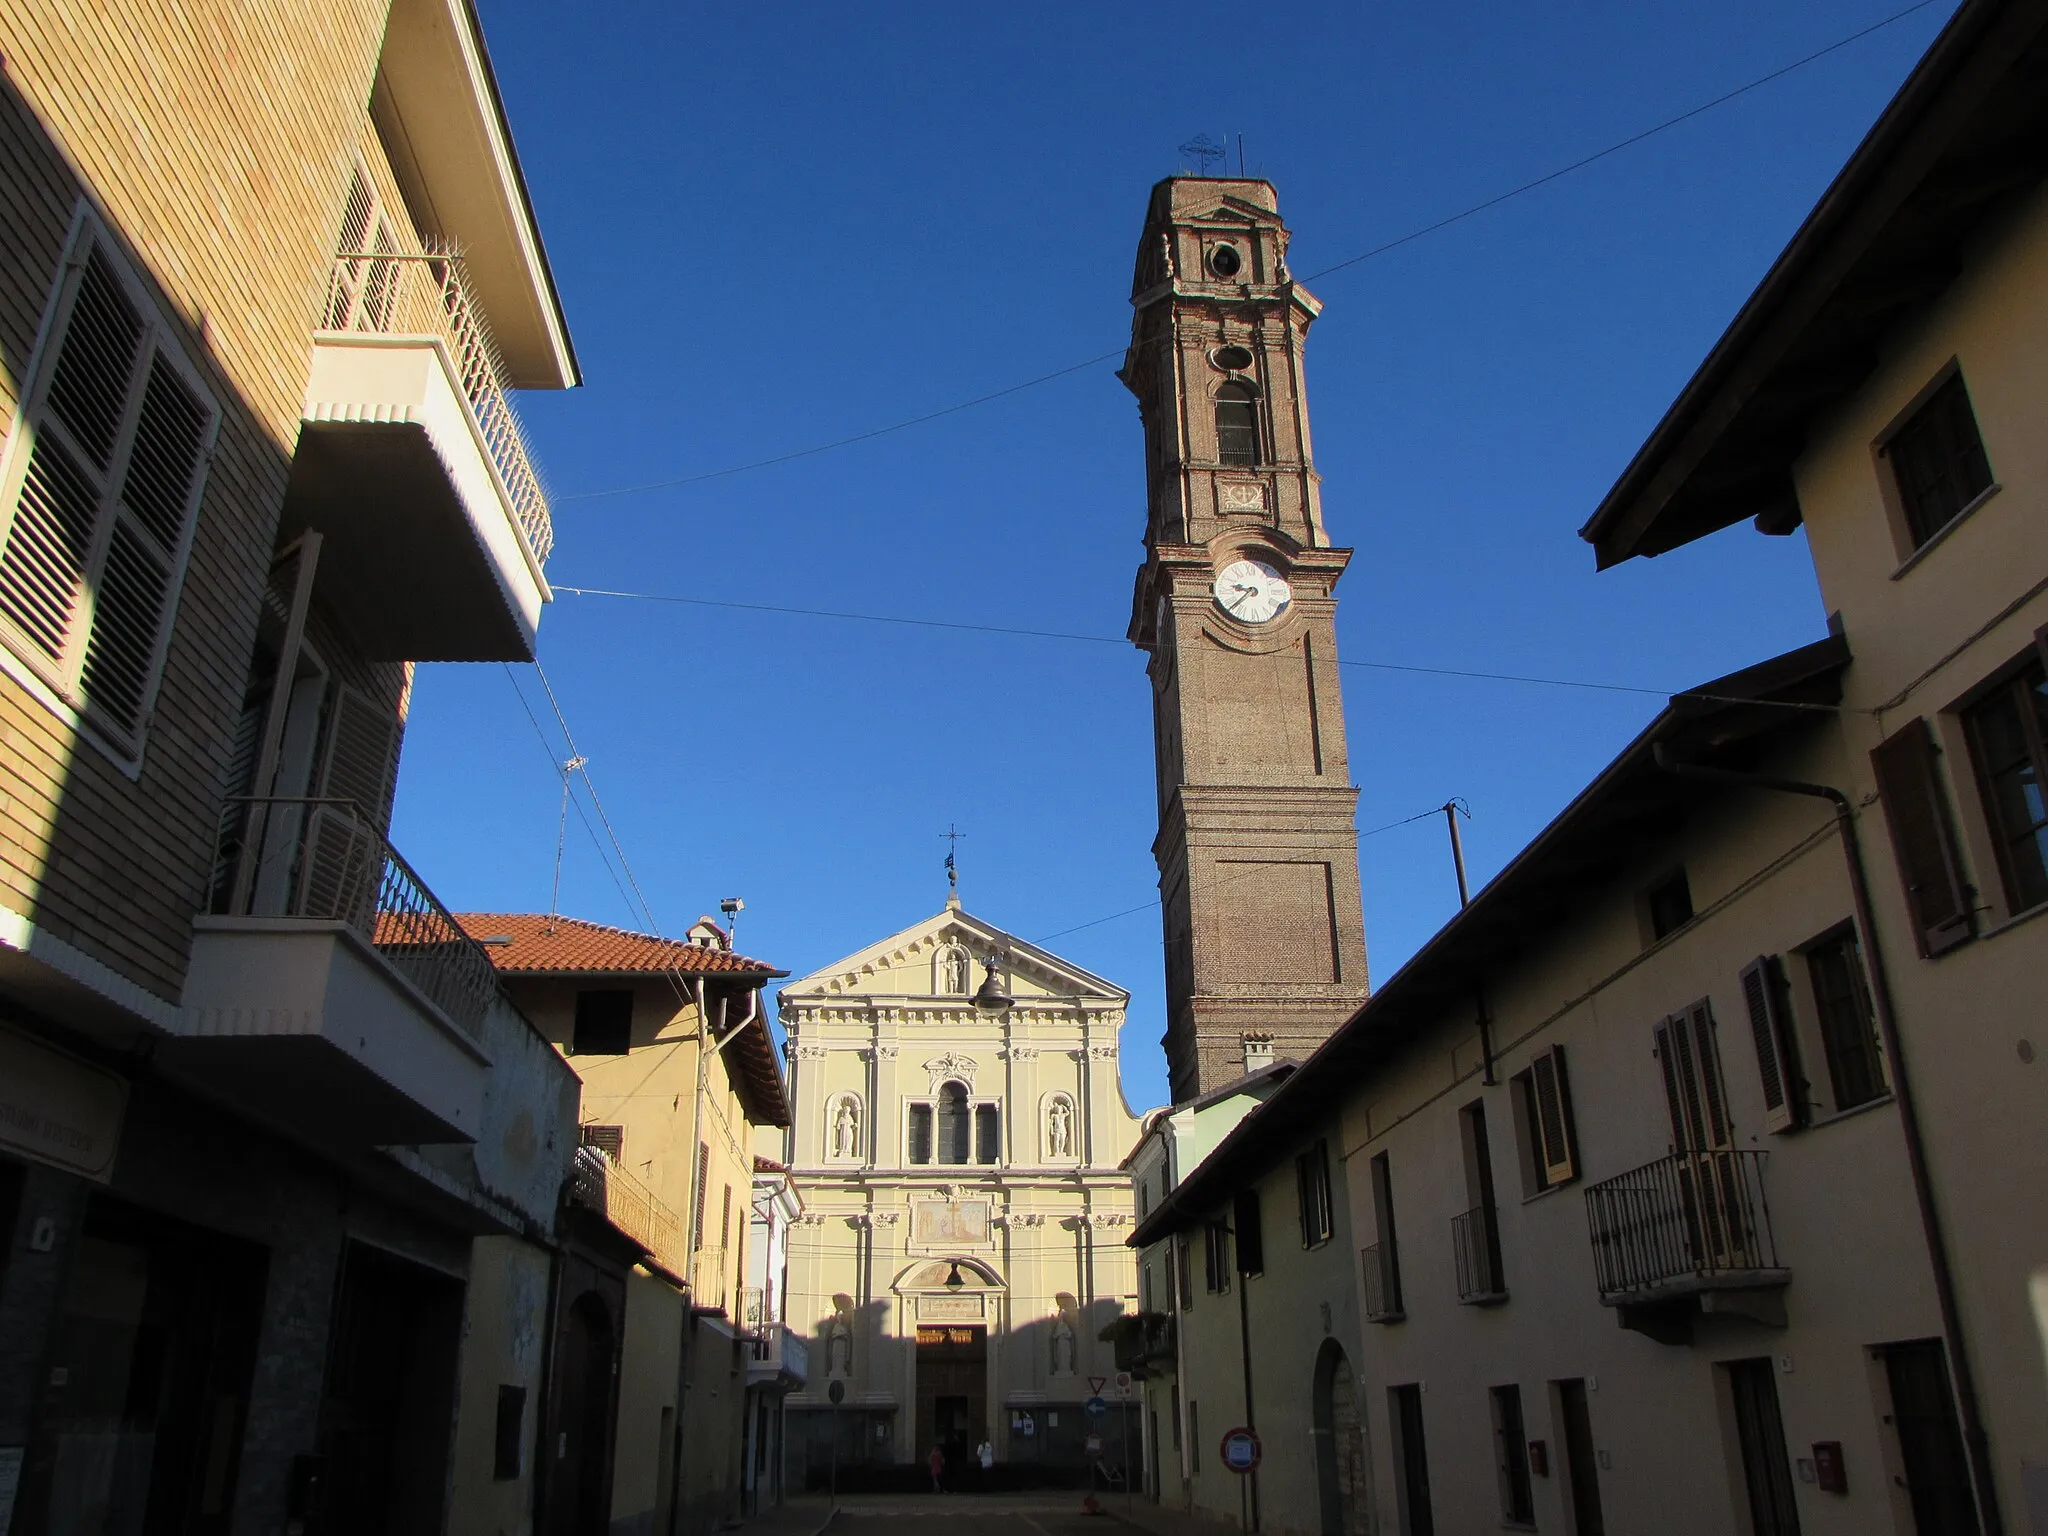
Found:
<box><xmin>1122</xmin><ymin>177</ymin><xmax>1369</xmax><ymax>1103</ymax></box>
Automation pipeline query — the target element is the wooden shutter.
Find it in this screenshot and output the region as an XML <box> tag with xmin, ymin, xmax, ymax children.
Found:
<box><xmin>691</xmin><ymin>1142</ymin><xmax>709</xmax><ymax>1248</ymax></box>
<box><xmin>0</xmin><ymin>237</ymin><xmax>215</xmax><ymax>750</ymax></box>
<box><xmin>581</xmin><ymin>1124</ymin><xmax>624</xmax><ymax>1161</ymax></box>
<box><xmin>1739</xmin><ymin>957</ymin><xmax>1803</xmax><ymax>1132</ymax></box>
<box><xmin>1528</xmin><ymin>1044</ymin><xmax>1578</xmax><ymax>1186</ymax></box>
<box><xmin>1870</xmin><ymin>719</ymin><xmax>1973</xmax><ymax>956</ymax></box>
<box><xmin>1655</xmin><ymin>1003</ymin><xmax>1732</xmax><ymax>1151</ymax></box>
<box><xmin>317</xmin><ymin>684</ymin><xmax>399</xmax><ymax>829</ymax></box>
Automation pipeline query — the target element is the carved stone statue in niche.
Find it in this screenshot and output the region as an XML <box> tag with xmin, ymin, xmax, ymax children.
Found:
<box><xmin>1046</xmin><ymin>1096</ymin><xmax>1072</xmax><ymax>1159</ymax></box>
<box><xmin>941</xmin><ymin>946</ymin><xmax>969</xmax><ymax>995</ymax></box>
<box><xmin>832</xmin><ymin>1096</ymin><xmax>861</xmax><ymax>1159</ymax></box>
<box><xmin>828</xmin><ymin>1293</ymin><xmax>855</xmax><ymax>1375</ymax></box>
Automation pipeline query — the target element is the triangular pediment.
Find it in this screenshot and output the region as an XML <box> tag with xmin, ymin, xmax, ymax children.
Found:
<box><xmin>1196</xmin><ymin>196</ymin><xmax>1278</xmax><ymax>227</ymax></box>
<box><xmin>778</xmin><ymin>905</ymin><xmax>1127</xmax><ymax>1005</ymax></box>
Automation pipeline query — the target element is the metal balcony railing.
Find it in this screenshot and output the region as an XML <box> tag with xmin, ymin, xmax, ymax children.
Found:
<box><xmin>211</xmin><ymin>797</ymin><xmax>499</xmax><ymax>1043</ymax></box>
<box><xmin>1583</xmin><ymin>1149</ymin><xmax>1782</xmax><ymax>1299</ymax></box>
<box><xmin>568</xmin><ymin>1144</ymin><xmax>690</xmax><ymax>1282</ymax></box>
<box><xmin>321</xmin><ymin>245</ymin><xmax>553</xmax><ymax>564</ymax></box>
<box><xmin>1451</xmin><ymin>1206</ymin><xmax>1507</xmax><ymax>1302</ymax></box>
<box><xmin>1361</xmin><ymin>1242</ymin><xmax>1403</xmax><ymax>1322</ymax></box>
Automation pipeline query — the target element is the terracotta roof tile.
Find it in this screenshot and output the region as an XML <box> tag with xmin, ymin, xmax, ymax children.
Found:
<box><xmin>451</xmin><ymin>912</ymin><xmax>785</xmax><ymax>977</ymax></box>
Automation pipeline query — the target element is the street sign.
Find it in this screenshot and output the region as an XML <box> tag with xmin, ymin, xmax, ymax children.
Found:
<box><xmin>1088</xmin><ymin>1375</ymin><xmax>1107</xmax><ymax>1394</ymax></box>
<box><xmin>1113</xmin><ymin>1371</ymin><xmax>1133</xmax><ymax>1396</ymax></box>
<box><xmin>1220</xmin><ymin>1427</ymin><xmax>1262</xmax><ymax>1474</ymax></box>
<box><xmin>827</xmin><ymin>1380</ymin><xmax>845</xmax><ymax>1405</ymax></box>
<box><xmin>1085</xmin><ymin>1396</ymin><xmax>1107</xmax><ymax>1419</ymax></box>
<box><xmin>1083</xmin><ymin>1432</ymin><xmax>1104</xmax><ymax>1459</ymax></box>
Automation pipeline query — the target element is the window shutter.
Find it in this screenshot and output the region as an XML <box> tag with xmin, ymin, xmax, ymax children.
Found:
<box><xmin>581</xmin><ymin>1124</ymin><xmax>624</xmax><ymax>1161</ymax></box>
<box><xmin>0</xmin><ymin>237</ymin><xmax>215</xmax><ymax>752</ymax></box>
<box><xmin>318</xmin><ymin>684</ymin><xmax>399</xmax><ymax>829</ymax></box>
<box><xmin>691</xmin><ymin>1142</ymin><xmax>710</xmax><ymax>1248</ymax></box>
<box><xmin>1657</xmin><ymin>1004</ymin><xmax>1732</xmax><ymax>1150</ymax></box>
<box><xmin>1870</xmin><ymin>719</ymin><xmax>1973</xmax><ymax>956</ymax></box>
<box><xmin>1739</xmin><ymin>956</ymin><xmax>1803</xmax><ymax>1132</ymax></box>
<box><xmin>1529</xmin><ymin>1045</ymin><xmax>1578</xmax><ymax>1186</ymax></box>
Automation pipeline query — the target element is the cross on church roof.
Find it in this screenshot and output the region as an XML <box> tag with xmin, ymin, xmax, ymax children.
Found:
<box><xmin>943</xmin><ymin>823</ymin><xmax>965</xmax><ymax>908</ymax></box>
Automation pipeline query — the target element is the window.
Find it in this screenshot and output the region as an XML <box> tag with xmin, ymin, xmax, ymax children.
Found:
<box><xmin>1455</xmin><ymin>1102</ymin><xmax>1505</xmax><ymax>1300</ymax></box>
<box><xmin>1738</xmin><ymin>956</ymin><xmax>1805</xmax><ymax>1133</ymax></box>
<box><xmin>1364</xmin><ymin>1152</ymin><xmax>1402</xmax><ymax>1320</ymax></box>
<box><xmin>1646</xmin><ymin>869</ymin><xmax>1694</xmax><ymax>941</ymax></box>
<box><xmin>936</xmin><ymin>1081</ymin><xmax>970</xmax><ymax>1164</ymax></box>
<box><xmin>1215</xmin><ymin>381</ymin><xmax>1260</xmax><ymax>467</ymax></box>
<box><xmin>1884</xmin><ymin>370</ymin><xmax>1993</xmax><ymax>549</ymax></box>
<box><xmin>1878</xmin><ymin>1339</ymin><xmax>1979</xmax><ymax>1534</ymax></box>
<box><xmin>1805</xmin><ymin>929</ymin><xmax>1887</xmax><ymax>1112</ymax></box>
<box><xmin>1656</xmin><ymin>1002</ymin><xmax>1733</xmax><ymax>1153</ymax></box>
<box><xmin>908</xmin><ymin>1104</ymin><xmax>934</xmax><ymax>1165</ymax></box>
<box><xmin>493</xmin><ymin>1384</ymin><xmax>526</xmax><ymax>1480</ymax></box>
<box><xmin>1297</xmin><ymin>1139</ymin><xmax>1334</xmax><ymax>1247</ymax></box>
<box><xmin>1871</xmin><ymin>718</ymin><xmax>1974</xmax><ymax>955</ymax></box>
<box><xmin>1138</xmin><ymin>1176</ymin><xmax>1151</xmax><ymax>1219</ymax></box>
<box><xmin>1510</xmin><ymin>1045</ymin><xmax>1579</xmax><ymax>1194</ymax></box>
<box><xmin>720</xmin><ymin>1185</ymin><xmax>732</xmax><ymax>1253</ymax></box>
<box><xmin>1390</xmin><ymin>1383</ymin><xmax>1434</xmax><ymax>1536</ymax></box>
<box><xmin>580</xmin><ymin>1124</ymin><xmax>624</xmax><ymax>1162</ymax></box>
<box><xmin>1202</xmin><ymin>1220</ymin><xmax>1231</xmax><ymax>1294</ymax></box>
<box><xmin>1141</xmin><ymin>1261</ymin><xmax>1154</xmax><ymax>1313</ymax></box>
<box><xmin>1232</xmin><ymin>1188</ymin><xmax>1264</xmax><ymax>1277</ymax></box>
<box><xmin>974</xmin><ymin>1103</ymin><xmax>1001</xmax><ymax>1164</ymax></box>
<box><xmin>1175</xmin><ymin>1234</ymin><xmax>1194</xmax><ymax>1310</ymax></box>
<box><xmin>1723</xmin><ymin>1358</ymin><xmax>1801</xmax><ymax>1536</ymax></box>
<box><xmin>0</xmin><ymin>217</ymin><xmax>219</xmax><ymax>759</ymax></box>
<box><xmin>1962</xmin><ymin>657</ymin><xmax>2048</xmax><ymax>913</ymax></box>
<box><xmin>572</xmin><ymin>990</ymin><xmax>633</xmax><ymax>1055</ymax></box>
<box><xmin>1490</xmin><ymin>1385</ymin><xmax>1534</xmax><ymax>1525</ymax></box>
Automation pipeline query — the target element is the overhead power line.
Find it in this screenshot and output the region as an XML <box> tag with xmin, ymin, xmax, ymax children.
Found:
<box><xmin>555</xmin><ymin>0</ymin><xmax>1941</xmax><ymax>507</ymax></box>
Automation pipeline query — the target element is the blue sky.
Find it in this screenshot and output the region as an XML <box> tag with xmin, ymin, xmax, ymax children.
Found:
<box><xmin>395</xmin><ymin>0</ymin><xmax>1954</xmax><ymax>1113</ymax></box>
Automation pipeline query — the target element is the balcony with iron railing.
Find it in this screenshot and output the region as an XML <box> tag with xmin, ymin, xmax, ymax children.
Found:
<box><xmin>1450</xmin><ymin>1206</ymin><xmax>1508</xmax><ymax>1305</ymax></box>
<box><xmin>739</xmin><ymin>1287</ymin><xmax>810</xmax><ymax>1389</ymax></box>
<box><xmin>1583</xmin><ymin>1149</ymin><xmax>1789</xmax><ymax>1343</ymax></box>
<box><xmin>171</xmin><ymin>797</ymin><xmax>500</xmax><ymax>1148</ymax></box>
<box><xmin>569</xmin><ymin>1144</ymin><xmax>689</xmax><ymax>1286</ymax></box>
<box><xmin>285</xmin><ymin>243</ymin><xmax>555</xmax><ymax>662</ymax></box>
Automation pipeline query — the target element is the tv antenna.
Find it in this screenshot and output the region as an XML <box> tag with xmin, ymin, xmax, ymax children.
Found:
<box><xmin>1179</xmin><ymin>133</ymin><xmax>1226</xmax><ymax>176</ymax></box>
<box><xmin>549</xmin><ymin>754</ymin><xmax>589</xmax><ymax>929</ymax></box>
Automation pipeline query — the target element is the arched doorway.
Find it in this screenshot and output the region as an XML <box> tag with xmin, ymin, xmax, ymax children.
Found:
<box><xmin>1313</xmin><ymin>1339</ymin><xmax>1370</xmax><ymax>1536</ymax></box>
<box><xmin>893</xmin><ymin>1257</ymin><xmax>1004</xmax><ymax>1483</ymax></box>
<box><xmin>551</xmin><ymin>1292</ymin><xmax>617</xmax><ymax>1536</ymax></box>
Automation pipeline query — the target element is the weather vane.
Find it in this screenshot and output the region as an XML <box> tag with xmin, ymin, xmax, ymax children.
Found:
<box><xmin>1179</xmin><ymin>133</ymin><xmax>1226</xmax><ymax>176</ymax></box>
<box><xmin>943</xmin><ymin>824</ymin><xmax>966</xmax><ymax>893</ymax></box>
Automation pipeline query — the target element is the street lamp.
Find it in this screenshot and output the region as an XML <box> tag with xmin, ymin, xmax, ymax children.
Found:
<box><xmin>944</xmin><ymin>1261</ymin><xmax>967</xmax><ymax>1291</ymax></box>
<box><xmin>971</xmin><ymin>955</ymin><xmax>1012</xmax><ymax>1011</ymax></box>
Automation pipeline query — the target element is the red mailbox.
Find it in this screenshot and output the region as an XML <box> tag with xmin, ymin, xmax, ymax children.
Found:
<box><xmin>1812</xmin><ymin>1441</ymin><xmax>1847</xmax><ymax>1494</ymax></box>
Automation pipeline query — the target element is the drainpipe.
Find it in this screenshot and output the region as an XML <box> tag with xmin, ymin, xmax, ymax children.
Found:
<box><xmin>1653</xmin><ymin>746</ymin><xmax>2003</xmax><ymax>1536</ymax></box>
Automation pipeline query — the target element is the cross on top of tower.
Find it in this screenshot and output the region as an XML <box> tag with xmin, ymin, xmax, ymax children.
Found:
<box><xmin>943</xmin><ymin>824</ymin><xmax>965</xmax><ymax>908</ymax></box>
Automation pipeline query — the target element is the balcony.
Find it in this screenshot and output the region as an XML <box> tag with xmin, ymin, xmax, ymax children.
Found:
<box><xmin>169</xmin><ymin>798</ymin><xmax>498</xmax><ymax>1147</ymax></box>
<box><xmin>282</xmin><ymin>246</ymin><xmax>553</xmax><ymax>662</ymax></box>
<box><xmin>1361</xmin><ymin>1243</ymin><xmax>1404</xmax><ymax>1323</ymax></box>
<box><xmin>1104</xmin><ymin>1311</ymin><xmax>1176</xmax><ymax>1377</ymax></box>
<box><xmin>1450</xmin><ymin>1206</ymin><xmax>1508</xmax><ymax>1305</ymax></box>
<box><xmin>567</xmin><ymin>1144</ymin><xmax>689</xmax><ymax>1286</ymax></box>
<box><xmin>1583</xmin><ymin>1150</ymin><xmax>1789</xmax><ymax>1344</ymax></box>
<box><xmin>739</xmin><ymin>1290</ymin><xmax>810</xmax><ymax>1390</ymax></box>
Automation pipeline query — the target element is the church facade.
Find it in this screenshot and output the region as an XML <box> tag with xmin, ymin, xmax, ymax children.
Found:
<box><xmin>775</xmin><ymin>896</ymin><xmax>1145</xmax><ymax>1485</ymax></box>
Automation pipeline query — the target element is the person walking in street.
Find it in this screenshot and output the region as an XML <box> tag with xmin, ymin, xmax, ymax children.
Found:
<box><xmin>976</xmin><ymin>1437</ymin><xmax>994</xmax><ymax>1490</ymax></box>
<box><xmin>928</xmin><ymin>1443</ymin><xmax>946</xmax><ymax>1493</ymax></box>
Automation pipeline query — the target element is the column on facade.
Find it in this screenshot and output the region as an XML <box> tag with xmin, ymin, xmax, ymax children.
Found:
<box><xmin>789</xmin><ymin>1032</ymin><xmax>826</xmax><ymax>1166</ymax></box>
<box><xmin>1083</xmin><ymin>1011</ymin><xmax>1122</xmax><ymax>1169</ymax></box>
<box><xmin>870</xmin><ymin>1017</ymin><xmax>898</xmax><ymax>1172</ymax></box>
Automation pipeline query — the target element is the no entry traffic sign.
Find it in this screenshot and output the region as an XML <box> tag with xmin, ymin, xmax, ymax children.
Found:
<box><xmin>1083</xmin><ymin>1432</ymin><xmax>1105</xmax><ymax>1459</ymax></box>
<box><xmin>1220</xmin><ymin>1426</ymin><xmax>1262</xmax><ymax>1474</ymax></box>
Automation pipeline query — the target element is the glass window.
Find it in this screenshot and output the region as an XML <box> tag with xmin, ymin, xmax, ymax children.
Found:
<box><xmin>908</xmin><ymin>1104</ymin><xmax>933</xmax><ymax>1165</ymax></box>
<box><xmin>1887</xmin><ymin>371</ymin><xmax>1993</xmax><ymax>548</ymax></box>
<box><xmin>1963</xmin><ymin>660</ymin><xmax>2048</xmax><ymax>912</ymax></box>
<box><xmin>974</xmin><ymin>1104</ymin><xmax>1000</xmax><ymax>1164</ymax></box>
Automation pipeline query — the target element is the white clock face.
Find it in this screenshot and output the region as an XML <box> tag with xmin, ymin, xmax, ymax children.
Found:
<box><xmin>1213</xmin><ymin>559</ymin><xmax>1292</xmax><ymax>624</ymax></box>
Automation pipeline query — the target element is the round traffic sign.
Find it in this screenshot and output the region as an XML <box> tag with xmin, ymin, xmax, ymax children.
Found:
<box><xmin>1085</xmin><ymin>1395</ymin><xmax>1107</xmax><ymax>1419</ymax></box>
<box><xmin>1220</xmin><ymin>1426</ymin><xmax>1262</xmax><ymax>1473</ymax></box>
<box><xmin>1083</xmin><ymin>1432</ymin><xmax>1104</xmax><ymax>1459</ymax></box>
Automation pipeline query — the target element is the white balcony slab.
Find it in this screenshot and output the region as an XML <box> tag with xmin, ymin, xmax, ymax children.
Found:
<box><xmin>282</xmin><ymin>334</ymin><xmax>549</xmax><ymax>661</ymax></box>
<box><xmin>169</xmin><ymin>916</ymin><xmax>490</xmax><ymax>1148</ymax></box>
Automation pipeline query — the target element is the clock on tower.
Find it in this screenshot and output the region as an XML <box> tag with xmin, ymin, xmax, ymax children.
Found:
<box><xmin>1121</xmin><ymin>177</ymin><xmax>1370</xmax><ymax>1103</ymax></box>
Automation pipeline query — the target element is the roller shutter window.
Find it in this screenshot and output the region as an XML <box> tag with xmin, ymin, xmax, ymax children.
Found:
<box><xmin>1870</xmin><ymin>718</ymin><xmax>1974</xmax><ymax>956</ymax></box>
<box><xmin>1738</xmin><ymin>956</ymin><xmax>1804</xmax><ymax>1133</ymax></box>
<box><xmin>0</xmin><ymin>222</ymin><xmax>218</xmax><ymax>758</ymax></box>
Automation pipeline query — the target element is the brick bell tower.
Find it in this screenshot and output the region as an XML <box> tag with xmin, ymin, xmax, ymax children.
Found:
<box><xmin>1122</xmin><ymin>177</ymin><xmax>1369</xmax><ymax>1103</ymax></box>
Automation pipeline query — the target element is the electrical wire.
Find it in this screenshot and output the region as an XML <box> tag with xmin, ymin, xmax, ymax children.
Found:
<box><xmin>553</xmin><ymin>1</ymin><xmax>1942</xmax><ymax>507</ymax></box>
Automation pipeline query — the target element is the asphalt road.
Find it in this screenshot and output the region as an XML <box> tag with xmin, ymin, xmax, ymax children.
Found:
<box><xmin>820</xmin><ymin>1497</ymin><xmax>1145</xmax><ymax>1535</ymax></box>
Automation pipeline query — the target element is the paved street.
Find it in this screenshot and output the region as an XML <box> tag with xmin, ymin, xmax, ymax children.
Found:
<box><xmin>791</xmin><ymin>1492</ymin><xmax>1186</xmax><ymax>1535</ymax></box>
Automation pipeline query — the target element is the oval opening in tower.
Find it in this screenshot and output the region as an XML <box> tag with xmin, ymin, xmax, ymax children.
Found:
<box><xmin>1209</xmin><ymin>244</ymin><xmax>1243</xmax><ymax>278</ymax></box>
<box><xmin>1212</xmin><ymin>345</ymin><xmax>1254</xmax><ymax>373</ymax></box>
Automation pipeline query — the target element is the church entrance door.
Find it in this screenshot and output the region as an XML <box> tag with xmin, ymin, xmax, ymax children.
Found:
<box><xmin>915</xmin><ymin>1325</ymin><xmax>986</xmax><ymax>1479</ymax></box>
